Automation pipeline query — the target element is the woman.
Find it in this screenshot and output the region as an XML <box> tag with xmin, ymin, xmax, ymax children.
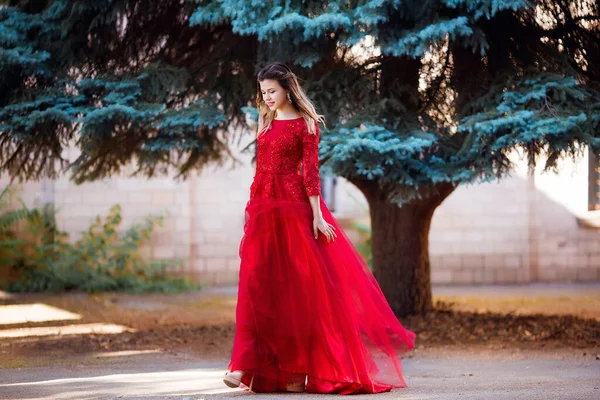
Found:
<box><xmin>223</xmin><ymin>62</ymin><xmax>416</xmax><ymax>394</ymax></box>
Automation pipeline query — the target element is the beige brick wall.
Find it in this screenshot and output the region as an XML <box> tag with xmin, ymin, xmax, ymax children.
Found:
<box><xmin>2</xmin><ymin>144</ymin><xmax>599</xmax><ymax>286</ymax></box>
<box><xmin>429</xmin><ymin>150</ymin><xmax>600</xmax><ymax>284</ymax></box>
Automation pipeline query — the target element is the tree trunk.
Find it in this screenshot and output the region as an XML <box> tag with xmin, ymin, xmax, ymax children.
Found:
<box><xmin>352</xmin><ymin>180</ymin><xmax>455</xmax><ymax>317</ymax></box>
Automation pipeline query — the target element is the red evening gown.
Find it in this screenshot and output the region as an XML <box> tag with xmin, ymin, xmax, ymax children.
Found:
<box><xmin>227</xmin><ymin>117</ymin><xmax>416</xmax><ymax>394</ymax></box>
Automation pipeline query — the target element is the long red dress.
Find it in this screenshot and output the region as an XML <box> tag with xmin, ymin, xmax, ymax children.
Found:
<box><xmin>228</xmin><ymin>116</ymin><xmax>416</xmax><ymax>394</ymax></box>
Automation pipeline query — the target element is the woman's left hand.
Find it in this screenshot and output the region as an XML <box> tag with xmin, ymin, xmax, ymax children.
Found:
<box><xmin>313</xmin><ymin>216</ymin><xmax>337</xmax><ymax>242</ymax></box>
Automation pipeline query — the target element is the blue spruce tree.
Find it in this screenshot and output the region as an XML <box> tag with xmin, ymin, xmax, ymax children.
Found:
<box><xmin>2</xmin><ymin>0</ymin><xmax>599</xmax><ymax>315</ymax></box>
<box><xmin>0</xmin><ymin>0</ymin><xmax>254</xmax><ymax>182</ymax></box>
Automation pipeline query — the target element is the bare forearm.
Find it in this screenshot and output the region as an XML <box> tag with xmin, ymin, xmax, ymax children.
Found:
<box><xmin>308</xmin><ymin>194</ymin><xmax>322</xmax><ymax>219</ymax></box>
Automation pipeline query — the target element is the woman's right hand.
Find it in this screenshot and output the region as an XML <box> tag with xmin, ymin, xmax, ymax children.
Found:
<box><xmin>313</xmin><ymin>216</ymin><xmax>337</xmax><ymax>242</ymax></box>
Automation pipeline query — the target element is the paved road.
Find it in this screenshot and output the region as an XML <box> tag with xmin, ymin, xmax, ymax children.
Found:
<box><xmin>204</xmin><ymin>282</ymin><xmax>600</xmax><ymax>301</ymax></box>
<box><xmin>430</xmin><ymin>282</ymin><xmax>600</xmax><ymax>298</ymax></box>
<box><xmin>1</xmin><ymin>350</ymin><xmax>599</xmax><ymax>400</ymax></box>
<box><xmin>1</xmin><ymin>283</ymin><xmax>599</xmax><ymax>399</ymax></box>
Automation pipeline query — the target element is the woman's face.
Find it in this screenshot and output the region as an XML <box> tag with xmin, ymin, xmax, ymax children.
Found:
<box><xmin>259</xmin><ymin>79</ymin><xmax>287</xmax><ymax>111</ymax></box>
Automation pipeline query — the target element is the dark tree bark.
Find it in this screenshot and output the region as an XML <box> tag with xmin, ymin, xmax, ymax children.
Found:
<box><xmin>352</xmin><ymin>180</ymin><xmax>455</xmax><ymax>317</ymax></box>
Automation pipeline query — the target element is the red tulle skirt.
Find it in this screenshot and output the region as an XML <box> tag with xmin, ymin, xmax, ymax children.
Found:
<box><xmin>228</xmin><ymin>184</ymin><xmax>417</xmax><ymax>394</ymax></box>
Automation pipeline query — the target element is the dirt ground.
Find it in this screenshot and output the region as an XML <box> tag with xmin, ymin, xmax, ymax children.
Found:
<box><xmin>1</xmin><ymin>283</ymin><xmax>599</xmax><ymax>370</ymax></box>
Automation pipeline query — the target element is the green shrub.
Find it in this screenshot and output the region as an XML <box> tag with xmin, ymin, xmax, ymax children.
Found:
<box><xmin>0</xmin><ymin>189</ymin><xmax>200</xmax><ymax>294</ymax></box>
<box><xmin>0</xmin><ymin>186</ymin><xmax>35</xmax><ymax>277</ymax></box>
<box><xmin>353</xmin><ymin>220</ymin><xmax>373</xmax><ymax>270</ymax></box>
<box><xmin>346</xmin><ymin>190</ymin><xmax>373</xmax><ymax>270</ymax></box>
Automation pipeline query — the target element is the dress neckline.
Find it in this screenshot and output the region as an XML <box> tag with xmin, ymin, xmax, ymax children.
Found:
<box><xmin>273</xmin><ymin>116</ymin><xmax>303</xmax><ymax>121</ymax></box>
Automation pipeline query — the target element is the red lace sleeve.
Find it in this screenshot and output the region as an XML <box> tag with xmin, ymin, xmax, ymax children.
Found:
<box><xmin>302</xmin><ymin>121</ymin><xmax>321</xmax><ymax>197</ymax></box>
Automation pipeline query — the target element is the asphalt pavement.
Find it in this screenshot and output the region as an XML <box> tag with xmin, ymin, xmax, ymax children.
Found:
<box><xmin>1</xmin><ymin>282</ymin><xmax>599</xmax><ymax>400</ymax></box>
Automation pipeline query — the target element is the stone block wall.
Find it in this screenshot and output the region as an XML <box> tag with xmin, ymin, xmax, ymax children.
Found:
<box><xmin>2</xmin><ymin>145</ymin><xmax>598</xmax><ymax>286</ymax></box>
<box><xmin>427</xmin><ymin>151</ymin><xmax>600</xmax><ymax>284</ymax></box>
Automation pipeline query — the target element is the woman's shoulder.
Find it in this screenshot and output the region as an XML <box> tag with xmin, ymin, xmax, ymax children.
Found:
<box><xmin>294</xmin><ymin>118</ymin><xmax>317</xmax><ymax>133</ymax></box>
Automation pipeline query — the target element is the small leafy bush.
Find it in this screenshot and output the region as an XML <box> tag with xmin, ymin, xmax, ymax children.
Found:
<box><xmin>353</xmin><ymin>220</ymin><xmax>373</xmax><ymax>270</ymax></box>
<box><xmin>0</xmin><ymin>188</ymin><xmax>200</xmax><ymax>294</ymax></box>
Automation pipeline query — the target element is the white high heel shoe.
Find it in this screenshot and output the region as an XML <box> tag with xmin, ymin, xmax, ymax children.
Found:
<box><xmin>286</xmin><ymin>381</ymin><xmax>306</xmax><ymax>392</ymax></box>
<box><xmin>223</xmin><ymin>370</ymin><xmax>254</xmax><ymax>390</ymax></box>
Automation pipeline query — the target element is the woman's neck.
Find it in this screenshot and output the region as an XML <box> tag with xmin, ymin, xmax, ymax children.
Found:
<box><xmin>274</xmin><ymin>105</ymin><xmax>301</xmax><ymax>120</ymax></box>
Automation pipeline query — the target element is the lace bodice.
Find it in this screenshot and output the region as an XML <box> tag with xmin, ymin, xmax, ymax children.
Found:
<box><xmin>250</xmin><ymin>117</ymin><xmax>321</xmax><ymax>201</ymax></box>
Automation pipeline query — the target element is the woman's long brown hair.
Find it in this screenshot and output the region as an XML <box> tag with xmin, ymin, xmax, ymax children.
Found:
<box><xmin>255</xmin><ymin>62</ymin><xmax>326</xmax><ymax>136</ymax></box>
